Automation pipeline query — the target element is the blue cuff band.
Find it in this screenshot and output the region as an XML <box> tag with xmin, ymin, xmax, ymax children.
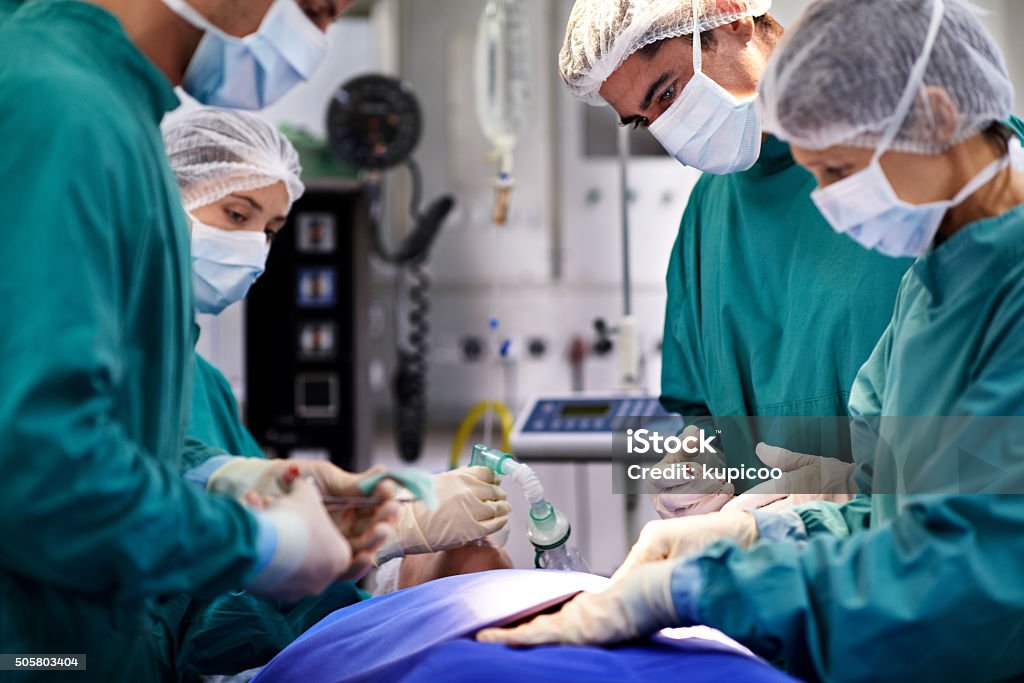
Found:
<box><xmin>669</xmin><ymin>557</ymin><xmax>704</xmax><ymax>625</ymax></box>
<box><xmin>183</xmin><ymin>454</ymin><xmax>237</xmax><ymax>488</ymax></box>
<box><xmin>249</xmin><ymin>512</ymin><xmax>279</xmax><ymax>579</ymax></box>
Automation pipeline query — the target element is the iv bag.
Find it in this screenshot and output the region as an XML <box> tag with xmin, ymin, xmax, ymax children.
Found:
<box><xmin>474</xmin><ymin>0</ymin><xmax>531</xmax><ymax>159</ymax></box>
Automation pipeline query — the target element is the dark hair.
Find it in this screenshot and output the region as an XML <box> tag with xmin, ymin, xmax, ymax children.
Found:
<box><xmin>754</xmin><ymin>13</ymin><xmax>783</xmax><ymax>40</ymax></box>
<box><xmin>984</xmin><ymin>121</ymin><xmax>1016</xmax><ymax>154</ymax></box>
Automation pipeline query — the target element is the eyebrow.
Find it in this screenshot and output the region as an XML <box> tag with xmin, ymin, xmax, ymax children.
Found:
<box><xmin>230</xmin><ymin>194</ymin><xmax>264</xmax><ymax>213</ymax></box>
<box><xmin>640</xmin><ymin>71</ymin><xmax>673</xmax><ymax>112</ymax></box>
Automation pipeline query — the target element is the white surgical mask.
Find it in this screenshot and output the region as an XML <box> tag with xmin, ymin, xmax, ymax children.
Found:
<box><xmin>191</xmin><ymin>219</ymin><xmax>270</xmax><ymax>315</ymax></box>
<box><xmin>162</xmin><ymin>0</ymin><xmax>328</xmax><ymax>110</ymax></box>
<box><xmin>813</xmin><ymin>149</ymin><xmax>1012</xmax><ymax>259</ymax></box>
<box><xmin>811</xmin><ymin>0</ymin><xmax>1013</xmax><ymax>259</ymax></box>
<box><xmin>647</xmin><ymin>0</ymin><xmax>762</xmax><ymax>175</ymax></box>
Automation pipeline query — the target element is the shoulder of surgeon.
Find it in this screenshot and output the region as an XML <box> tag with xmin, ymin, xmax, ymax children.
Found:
<box><xmin>0</xmin><ymin>4</ymin><xmax>161</xmax><ymax>158</ymax></box>
<box><xmin>674</xmin><ymin>171</ymin><xmax>733</xmax><ymax>236</ymax></box>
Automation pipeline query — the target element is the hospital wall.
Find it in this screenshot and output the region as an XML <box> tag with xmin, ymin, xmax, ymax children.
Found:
<box><xmin>194</xmin><ymin>0</ymin><xmax>1024</xmax><ymax>574</ymax></box>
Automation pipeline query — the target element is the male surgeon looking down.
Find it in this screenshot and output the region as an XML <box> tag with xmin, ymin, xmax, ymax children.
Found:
<box><xmin>559</xmin><ymin>0</ymin><xmax>912</xmax><ymax>516</ymax></box>
<box><xmin>0</xmin><ymin>1</ymin><xmax>382</xmax><ymax>681</ymax></box>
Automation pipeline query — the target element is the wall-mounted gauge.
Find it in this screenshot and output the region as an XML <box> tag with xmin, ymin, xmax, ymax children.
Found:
<box><xmin>326</xmin><ymin>74</ymin><xmax>423</xmax><ymax>170</ymax></box>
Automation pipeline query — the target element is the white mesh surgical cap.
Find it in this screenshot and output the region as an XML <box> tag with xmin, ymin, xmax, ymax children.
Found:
<box><xmin>758</xmin><ymin>0</ymin><xmax>1013</xmax><ymax>154</ymax></box>
<box><xmin>559</xmin><ymin>0</ymin><xmax>772</xmax><ymax>105</ymax></box>
<box><xmin>163</xmin><ymin>108</ymin><xmax>305</xmax><ymax>212</ymax></box>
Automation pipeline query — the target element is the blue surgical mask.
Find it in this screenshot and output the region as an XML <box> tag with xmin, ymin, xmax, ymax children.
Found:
<box><xmin>162</xmin><ymin>0</ymin><xmax>329</xmax><ymax>110</ymax></box>
<box><xmin>812</xmin><ymin>150</ymin><xmax>1013</xmax><ymax>259</ymax></box>
<box><xmin>191</xmin><ymin>219</ymin><xmax>270</xmax><ymax>315</ymax></box>
<box><xmin>647</xmin><ymin>0</ymin><xmax>762</xmax><ymax>175</ymax></box>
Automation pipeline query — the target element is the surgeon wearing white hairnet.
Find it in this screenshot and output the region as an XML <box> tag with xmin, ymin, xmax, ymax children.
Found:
<box><xmin>159</xmin><ymin>110</ymin><xmax>512</xmax><ymax>675</ymax></box>
<box><xmin>482</xmin><ymin>4</ymin><xmax>1024</xmax><ymax>682</ymax></box>
<box><xmin>560</xmin><ymin>0</ymin><xmax>912</xmax><ymax>519</ymax></box>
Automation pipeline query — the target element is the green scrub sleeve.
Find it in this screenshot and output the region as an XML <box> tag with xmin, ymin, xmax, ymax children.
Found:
<box><xmin>691</xmin><ymin>494</ymin><xmax>1024</xmax><ymax>683</ymax></box>
<box><xmin>0</xmin><ymin>99</ymin><xmax>260</xmax><ymax>601</ymax></box>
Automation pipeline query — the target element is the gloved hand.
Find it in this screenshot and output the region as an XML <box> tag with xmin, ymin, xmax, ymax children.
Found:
<box><xmin>209</xmin><ymin>458</ymin><xmax>400</xmax><ymax>581</ymax></box>
<box><xmin>721</xmin><ymin>442</ymin><xmax>856</xmax><ymax>513</ymax></box>
<box><xmin>245</xmin><ymin>479</ymin><xmax>353</xmax><ymax>602</ymax></box>
<box><xmin>477</xmin><ymin>559</ymin><xmax>679</xmax><ymax>645</ymax></box>
<box><xmin>612</xmin><ymin>509</ymin><xmax>758</xmax><ymax>581</ymax></box>
<box><xmin>376</xmin><ymin>467</ymin><xmax>511</xmax><ymax>563</ymax></box>
<box><xmin>649</xmin><ymin>426</ymin><xmax>735</xmax><ymax>519</ymax></box>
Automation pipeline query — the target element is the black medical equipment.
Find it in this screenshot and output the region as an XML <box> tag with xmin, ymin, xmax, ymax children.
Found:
<box><xmin>327</xmin><ymin>74</ymin><xmax>454</xmax><ymax>462</ymax></box>
<box><xmin>245</xmin><ymin>186</ymin><xmax>373</xmax><ymax>470</ymax></box>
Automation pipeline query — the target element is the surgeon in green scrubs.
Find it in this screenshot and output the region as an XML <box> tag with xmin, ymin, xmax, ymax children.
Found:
<box><xmin>559</xmin><ymin>0</ymin><xmax>912</xmax><ymax>517</ymax></box>
<box><xmin>0</xmin><ymin>2</ymin><xmax>391</xmax><ymax>681</ymax></box>
<box><xmin>159</xmin><ymin>107</ymin><xmax>512</xmax><ymax>678</ymax></box>
<box><xmin>481</xmin><ymin>2</ymin><xmax>1024</xmax><ymax>681</ymax></box>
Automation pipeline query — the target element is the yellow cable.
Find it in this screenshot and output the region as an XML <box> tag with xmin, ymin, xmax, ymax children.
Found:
<box><xmin>449</xmin><ymin>400</ymin><xmax>514</xmax><ymax>470</ymax></box>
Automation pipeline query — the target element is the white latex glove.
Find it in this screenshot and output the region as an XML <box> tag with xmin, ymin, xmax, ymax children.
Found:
<box><xmin>210</xmin><ymin>458</ymin><xmax>399</xmax><ymax>581</ymax></box>
<box><xmin>376</xmin><ymin>467</ymin><xmax>511</xmax><ymax>562</ymax></box>
<box><xmin>649</xmin><ymin>426</ymin><xmax>735</xmax><ymax>519</ymax></box>
<box><xmin>477</xmin><ymin>559</ymin><xmax>679</xmax><ymax>646</ymax></box>
<box><xmin>721</xmin><ymin>442</ymin><xmax>856</xmax><ymax>513</ymax></box>
<box><xmin>246</xmin><ymin>479</ymin><xmax>353</xmax><ymax>602</ymax></box>
<box><xmin>612</xmin><ymin>509</ymin><xmax>758</xmax><ymax>581</ymax></box>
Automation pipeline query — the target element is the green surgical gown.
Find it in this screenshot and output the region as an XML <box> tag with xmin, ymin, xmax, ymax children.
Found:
<box><xmin>0</xmin><ymin>0</ymin><xmax>24</xmax><ymax>20</ymax></box>
<box><xmin>188</xmin><ymin>352</ymin><xmax>264</xmax><ymax>459</ymax></box>
<box><xmin>164</xmin><ymin>349</ymin><xmax>367</xmax><ymax>678</ymax></box>
<box><xmin>660</xmin><ymin>136</ymin><xmax>912</xmax><ymax>419</ymax></box>
<box><xmin>0</xmin><ymin>3</ymin><xmax>261</xmax><ymax>681</ymax></box>
<box><xmin>689</xmin><ymin>202</ymin><xmax>1024</xmax><ymax>682</ymax></box>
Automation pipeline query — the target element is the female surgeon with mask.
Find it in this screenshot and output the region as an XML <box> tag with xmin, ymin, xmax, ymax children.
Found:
<box><xmin>160</xmin><ymin>108</ymin><xmax>513</xmax><ymax>678</ymax></box>
<box><xmin>480</xmin><ymin>2</ymin><xmax>1024</xmax><ymax>682</ymax></box>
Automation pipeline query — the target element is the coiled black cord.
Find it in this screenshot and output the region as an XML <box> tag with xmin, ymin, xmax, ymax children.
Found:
<box><xmin>365</xmin><ymin>162</ymin><xmax>453</xmax><ymax>462</ymax></box>
<box><xmin>394</xmin><ymin>263</ymin><xmax>430</xmax><ymax>462</ymax></box>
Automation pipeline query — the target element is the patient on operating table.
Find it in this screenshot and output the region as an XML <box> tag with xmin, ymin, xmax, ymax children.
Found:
<box><xmin>251</xmin><ymin>567</ymin><xmax>798</xmax><ymax>683</ymax></box>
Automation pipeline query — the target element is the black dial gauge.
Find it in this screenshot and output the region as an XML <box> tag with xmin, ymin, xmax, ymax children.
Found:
<box><xmin>326</xmin><ymin>74</ymin><xmax>423</xmax><ymax>170</ymax></box>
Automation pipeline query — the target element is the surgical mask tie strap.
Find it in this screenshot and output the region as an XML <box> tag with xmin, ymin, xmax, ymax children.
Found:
<box><xmin>872</xmin><ymin>0</ymin><xmax>946</xmax><ymax>163</ymax></box>
<box><xmin>949</xmin><ymin>151</ymin><xmax>1011</xmax><ymax>207</ymax></box>
<box><xmin>691</xmin><ymin>0</ymin><xmax>703</xmax><ymax>75</ymax></box>
<box><xmin>163</xmin><ymin>0</ymin><xmax>229</xmax><ymax>38</ymax></box>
